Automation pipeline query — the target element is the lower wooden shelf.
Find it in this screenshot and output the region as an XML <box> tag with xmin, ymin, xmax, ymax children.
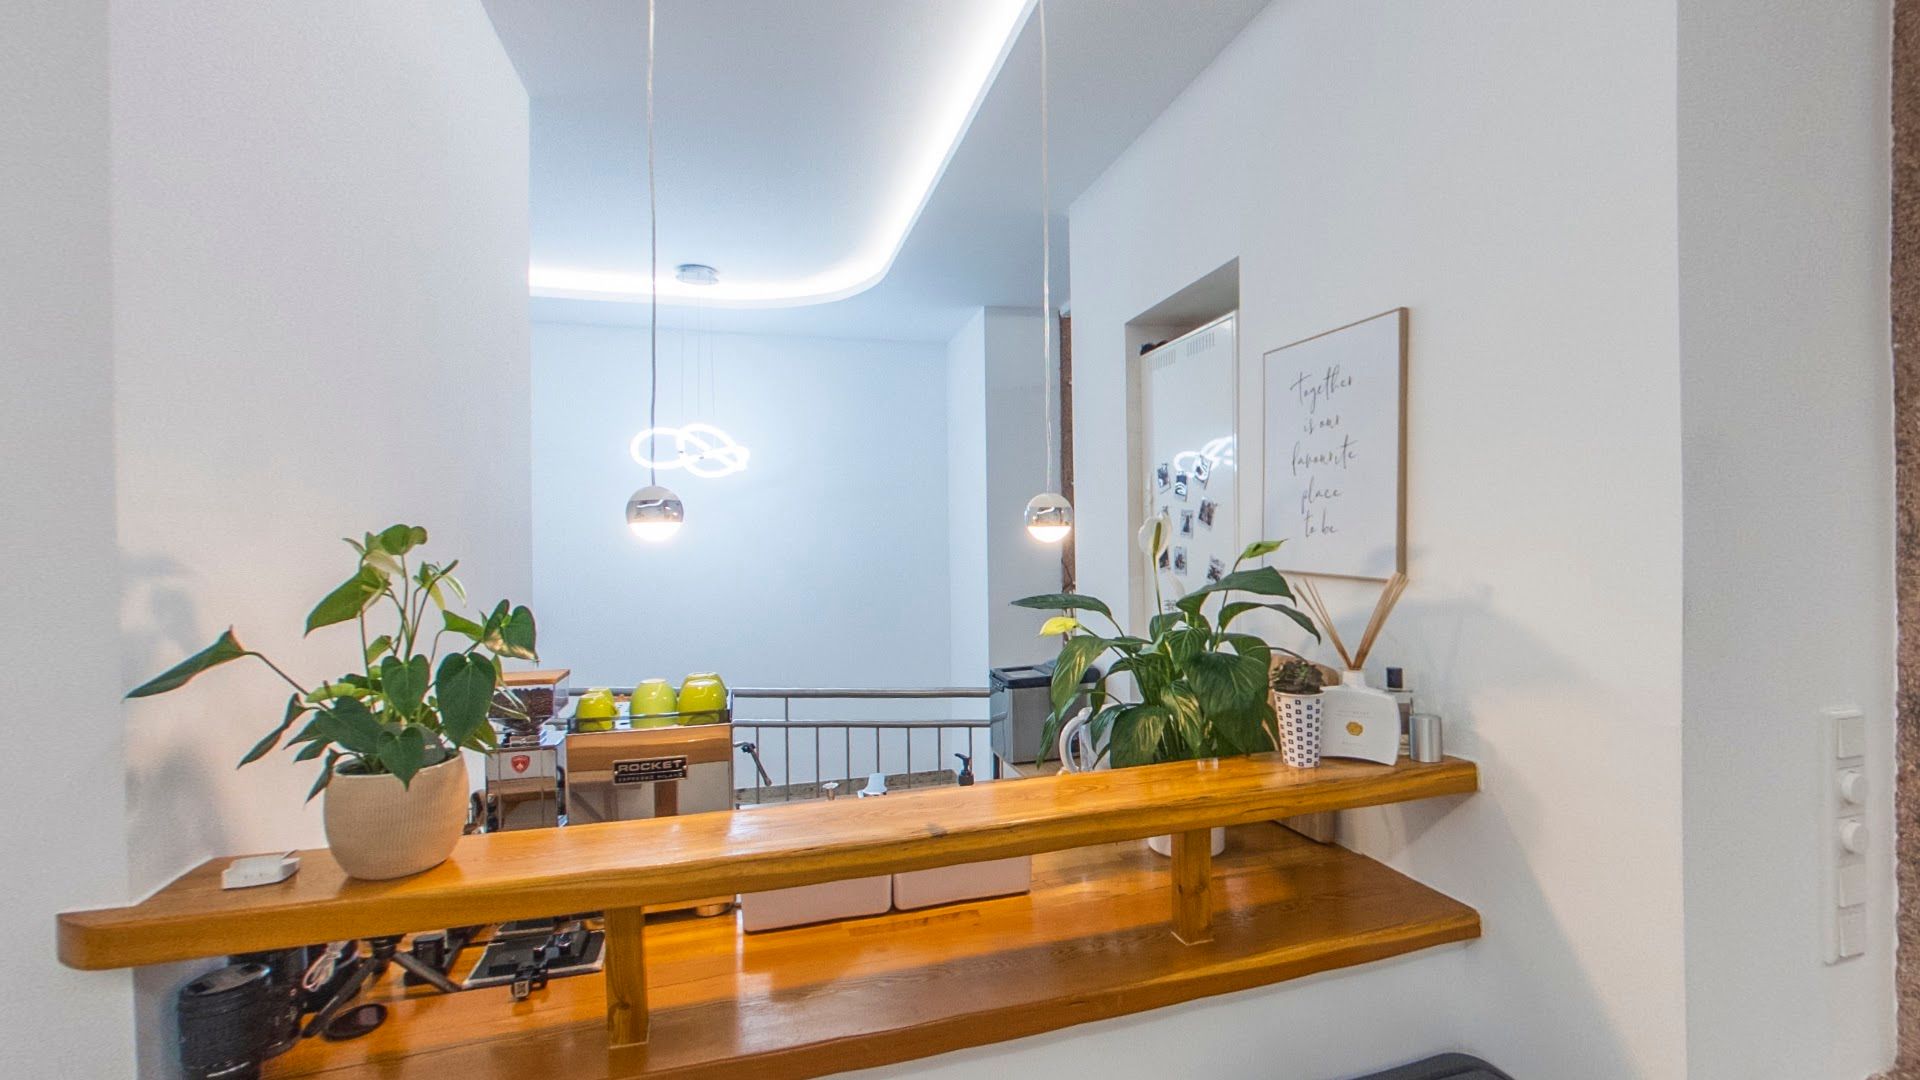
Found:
<box><xmin>268</xmin><ymin>823</ymin><xmax>1478</xmax><ymax>1080</ymax></box>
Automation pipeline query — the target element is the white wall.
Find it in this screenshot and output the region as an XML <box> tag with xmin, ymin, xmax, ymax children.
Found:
<box><xmin>944</xmin><ymin>307</ymin><xmax>1063</xmax><ymax>680</ymax></box>
<box><xmin>1053</xmin><ymin>1</ymin><xmax>1691</xmax><ymax>1077</ymax></box>
<box><xmin>530</xmin><ymin>322</ymin><xmax>954</xmax><ymax>705</ymax></box>
<box><xmin>1676</xmin><ymin>2</ymin><xmax>1895</xmax><ymax>1077</ymax></box>
<box><xmin>947</xmin><ymin>312</ymin><xmax>992</xmax><ymax>685</ymax></box>
<box><xmin>2</xmin><ymin>1</ymin><xmax>531</xmax><ymax>1075</ymax></box>
<box><xmin>0</xmin><ymin>3</ymin><xmax>134</xmax><ymax>1077</ymax></box>
<box><xmin>982</xmin><ymin>308</ymin><xmax>1067</xmax><ymax>668</ymax></box>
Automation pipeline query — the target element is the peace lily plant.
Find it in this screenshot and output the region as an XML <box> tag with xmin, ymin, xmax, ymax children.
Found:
<box><xmin>127</xmin><ymin>524</ymin><xmax>537</xmax><ymax>879</ymax></box>
<box><xmin>1014</xmin><ymin>526</ymin><xmax>1318</xmax><ymax>769</ymax></box>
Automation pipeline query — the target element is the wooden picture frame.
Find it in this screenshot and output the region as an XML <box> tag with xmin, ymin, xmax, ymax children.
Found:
<box><xmin>1260</xmin><ymin>308</ymin><xmax>1408</xmax><ymax>582</ymax></box>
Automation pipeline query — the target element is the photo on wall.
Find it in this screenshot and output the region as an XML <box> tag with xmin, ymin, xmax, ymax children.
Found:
<box><xmin>1260</xmin><ymin>308</ymin><xmax>1407</xmax><ymax>581</ymax></box>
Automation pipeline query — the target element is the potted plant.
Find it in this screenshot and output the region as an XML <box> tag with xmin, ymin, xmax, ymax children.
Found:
<box><xmin>127</xmin><ymin>525</ymin><xmax>537</xmax><ymax>880</ymax></box>
<box><xmin>1270</xmin><ymin>659</ymin><xmax>1326</xmax><ymax>768</ymax></box>
<box><xmin>1013</xmin><ymin>532</ymin><xmax>1318</xmax><ymax>855</ymax></box>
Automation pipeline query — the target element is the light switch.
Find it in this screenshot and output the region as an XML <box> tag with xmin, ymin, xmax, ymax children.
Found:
<box><xmin>1833</xmin><ymin>708</ymin><xmax>1866</xmax><ymax>759</ymax></box>
<box><xmin>1838</xmin><ymin>862</ymin><xmax>1868</xmax><ymax>908</ymax></box>
<box><xmin>1838</xmin><ymin>768</ymin><xmax>1866</xmax><ymax>805</ymax></box>
<box><xmin>1837</xmin><ymin>906</ymin><xmax>1867</xmax><ymax>959</ymax></box>
<box><xmin>1823</xmin><ymin>706</ymin><xmax>1870</xmax><ymax>964</ymax></box>
<box><xmin>1839</xmin><ymin>817</ymin><xmax>1869</xmax><ymax>855</ymax></box>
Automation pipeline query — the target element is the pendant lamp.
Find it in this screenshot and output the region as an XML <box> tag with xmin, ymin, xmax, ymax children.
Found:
<box><xmin>1024</xmin><ymin>0</ymin><xmax>1071</xmax><ymax>544</ymax></box>
<box><xmin>626</xmin><ymin>0</ymin><xmax>683</xmax><ymax>542</ymax></box>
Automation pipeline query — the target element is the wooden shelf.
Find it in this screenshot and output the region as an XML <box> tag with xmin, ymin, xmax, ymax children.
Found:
<box><xmin>58</xmin><ymin>754</ymin><xmax>1476</xmax><ymax>970</ymax></box>
<box><xmin>266</xmin><ymin>824</ymin><xmax>1480</xmax><ymax>1080</ymax></box>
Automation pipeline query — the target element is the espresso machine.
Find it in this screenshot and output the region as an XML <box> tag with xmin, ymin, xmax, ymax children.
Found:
<box><xmin>557</xmin><ymin>687</ymin><xmax>736</xmax><ymax>915</ymax></box>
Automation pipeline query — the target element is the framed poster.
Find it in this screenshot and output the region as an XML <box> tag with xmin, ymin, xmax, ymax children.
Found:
<box><xmin>1260</xmin><ymin>308</ymin><xmax>1407</xmax><ymax>581</ymax></box>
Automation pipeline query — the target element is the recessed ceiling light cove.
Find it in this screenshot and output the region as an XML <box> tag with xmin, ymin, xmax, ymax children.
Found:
<box><xmin>530</xmin><ymin>0</ymin><xmax>1035</xmax><ymax>309</ymax></box>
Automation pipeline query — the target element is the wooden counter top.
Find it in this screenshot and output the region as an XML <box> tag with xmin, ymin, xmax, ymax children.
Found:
<box><xmin>59</xmin><ymin>754</ymin><xmax>1475</xmax><ymax>971</ymax></box>
<box><xmin>265</xmin><ymin>824</ymin><xmax>1480</xmax><ymax>1080</ymax></box>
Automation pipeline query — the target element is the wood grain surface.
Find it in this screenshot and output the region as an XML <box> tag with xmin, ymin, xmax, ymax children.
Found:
<box><xmin>60</xmin><ymin>754</ymin><xmax>1476</xmax><ymax>970</ymax></box>
<box><xmin>263</xmin><ymin>823</ymin><xmax>1479</xmax><ymax>1080</ymax></box>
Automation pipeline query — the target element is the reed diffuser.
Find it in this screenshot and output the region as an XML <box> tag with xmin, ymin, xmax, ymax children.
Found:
<box><xmin>1297</xmin><ymin>573</ymin><xmax>1409</xmax><ymax>764</ymax></box>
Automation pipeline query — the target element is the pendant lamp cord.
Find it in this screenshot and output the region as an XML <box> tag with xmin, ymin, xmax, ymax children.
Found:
<box><xmin>646</xmin><ymin>0</ymin><xmax>659</xmax><ymax>488</ymax></box>
<box><xmin>1038</xmin><ymin>0</ymin><xmax>1054</xmax><ymax>493</ymax></box>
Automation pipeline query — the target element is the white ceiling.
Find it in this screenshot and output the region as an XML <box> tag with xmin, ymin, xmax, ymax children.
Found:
<box><xmin>483</xmin><ymin>0</ymin><xmax>1271</xmax><ymax>341</ymax></box>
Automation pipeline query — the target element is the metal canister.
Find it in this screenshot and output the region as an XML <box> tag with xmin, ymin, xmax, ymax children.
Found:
<box><xmin>1409</xmin><ymin>712</ymin><xmax>1444</xmax><ymax>763</ymax></box>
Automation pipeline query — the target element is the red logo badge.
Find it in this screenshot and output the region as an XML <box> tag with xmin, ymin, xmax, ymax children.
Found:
<box><xmin>510</xmin><ymin>754</ymin><xmax>531</xmax><ymax>774</ymax></box>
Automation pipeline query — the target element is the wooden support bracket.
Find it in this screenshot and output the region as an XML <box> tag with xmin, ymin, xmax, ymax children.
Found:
<box><xmin>604</xmin><ymin>906</ymin><xmax>650</xmax><ymax>1049</ymax></box>
<box><xmin>1170</xmin><ymin>829</ymin><xmax>1214</xmax><ymax>945</ymax></box>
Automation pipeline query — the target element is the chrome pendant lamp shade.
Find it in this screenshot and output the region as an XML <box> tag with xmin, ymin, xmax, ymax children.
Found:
<box><xmin>1024</xmin><ymin>491</ymin><xmax>1073</xmax><ymax>543</ymax></box>
<box><xmin>627</xmin><ymin>0</ymin><xmax>683</xmax><ymax>542</ymax></box>
<box><xmin>626</xmin><ymin>484</ymin><xmax>685</xmax><ymax>541</ymax></box>
<box><xmin>1025</xmin><ymin>0</ymin><xmax>1071</xmax><ymax>545</ymax></box>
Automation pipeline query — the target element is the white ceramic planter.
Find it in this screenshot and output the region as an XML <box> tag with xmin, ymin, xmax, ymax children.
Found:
<box><xmin>1147</xmin><ymin>827</ymin><xmax>1226</xmax><ymax>857</ymax></box>
<box><xmin>1276</xmin><ymin>691</ymin><xmax>1324</xmax><ymax>767</ymax></box>
<box><xmin>322</xmin><ymin>754</ymin><xmax>469</xmax><ymax>880</ymax></box>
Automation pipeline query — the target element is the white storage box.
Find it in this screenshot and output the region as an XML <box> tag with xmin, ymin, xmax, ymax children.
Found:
<box><xmin>739</xmin><ymin>875</ymin><xmax>892</xmax><ymax>933</ymax></box>
<box><xmin>891</xmin><ymin>855</ymin><xmax>1032</xmax><ymax>911</ymax></box>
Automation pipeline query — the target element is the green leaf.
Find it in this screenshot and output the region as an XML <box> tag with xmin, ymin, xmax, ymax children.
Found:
<box><xmin>435</xmin><ymin>652</ymin><xmax>497</xmax><ymax>749</ymax></box>
<box><xmin>306</xmin><ymin>751</ymin><xmax>342</xmax><ymax>802</ymax></box>
<box><xmin>375</xmin><ymin>524</ymin><xmax>429</xmax><ymax>556</ymax></box>
<box><xmin>1164</xmin><ymin>626</ymin><xmax>1207</xmax><ymax>666</ymax></box>
<box><xmin>1110</xmin><ymin>651</ymin><xmax>1174</xmax><ymax>699</ymax></box>
<box><xmin>1209</xmin><ymin>566</ymin><xmax>1296</xmax><ymax>600</ymax></box>
<box><xmin>1215</xmin><ymin>600</ymin><xmax>1320</xmax><ymax>641</ymax></box>
<box><xmin>1161</xmin><ymin>684</ymin><xmax>1205</xmax><ymax>752</ymax></box>
<box><xmin>1048</xmin><ymin>635</ymin><xmax>1109</xmax><ymax>715</ymax></box>
<box><xmin>239</xmin><ymin>694</ymin><xmax>309</xmax><ymax>767</ymax></box>
<box><xmin>1188</xmin><ymin>651</ymin><xmax>1269</xmax><ymax>718</ymax></box>
<box><xmin>481</xmin><ymin>599</ymin><xmax>510</xmax><ymax>637</ymax></box>
<box><xmin>316</xmin><ymin>697</ymin><xmax>384</xmax><ymax>756</ymax></box>
<box><xmin>127</xmin><ymin>629</ymin><xmax>250</xmax><ymax>698</ymax></box>
<box><xmin>364</xmin><ymin>634</ymin><xmax>395</xmax><ymax>665</ymax></box>
<box><xmin>305</xmin><ymin>566</ymin><xmax>387</xmax><ymax>635</ymax></box>
<box><xmin>1202</xmin><ymin>688</ymin><xmax>1275</xmax><ymax>757</ymax></box>
<box><xmin>1011</xmin><ymin>593</ymin><xmax>1114</xmax><ymax>621</ymax></box>
<box><xmin>442</xmin><ymin>610</ymin><xmax>485</xmax><ymax>641</ymax></box>
<box><xmin>382</xmin><ymin>726</ymin><xmax>428</xmax><ymax>787</ymax></box>
<box><xmin>421</xmin><ymin>561</ymin><xmax>465</xmax><ymax>610</ymax></box>
<box><xmin>1111</xmin><ymin>705</ymin><xmax>1171</xmax><ymax>767</ymax></box>
<box><xmin>293</xmin><ymin>739</ymin><xmax>329</xmax><ymax>762</ymax></box>
<box><xmin>380</xmin><ymin>655</ymin><xmax>430</xmax><ymax>712</ymax></box>
<box><xmin>1237</xmin><ymin>539</ymin><xmax>1284</xmax><ymax>563</ymax></box>
<box><xmin>307</xmin><ymin>681</ymin><xmax>372</xmax><ymax>704</ymax></box>
<box><xmin>1148</xmin><ymin>611</ymin><xmax>1184</xmax><ymax>638</ymax></box>
<box><xmin>486</xmin><ymin>605</ymin><xmax>538</xmax><ymax>661</ymax></box>
<box><xmin>1223</xmin><ymin>633</ymin><xmax>1273</xmax><ymax>669</ymax></box>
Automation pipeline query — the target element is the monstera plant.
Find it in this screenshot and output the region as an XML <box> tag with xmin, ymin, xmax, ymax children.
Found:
<box><xmin>1015</xmin><ymin>532</ymin><xmax>1317</xmax><ymax>769</ymax></box>
<box><xmin>127</xmin><ymin>525</ymin><xmax>537</xmax><ymax>879</ymax></box>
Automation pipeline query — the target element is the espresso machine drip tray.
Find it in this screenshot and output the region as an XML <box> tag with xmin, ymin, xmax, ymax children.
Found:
<box><xmin>461</xmin><ymin>923</ymin><xmax>605</xmax><ymax>990</ymax></box>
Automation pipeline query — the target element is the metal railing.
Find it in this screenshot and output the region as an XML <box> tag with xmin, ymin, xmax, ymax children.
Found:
<box><xmin>730</xmin><ymin>688</ymin><xmax>990</xmax><ymax>805</ymax></box>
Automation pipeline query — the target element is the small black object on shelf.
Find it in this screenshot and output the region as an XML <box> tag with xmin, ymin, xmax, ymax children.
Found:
<box><xmin>320</xmin><ymin>1004</ymin><xmax>387</xmax><ymax>1042</ymax></box>
<box><xmin>177</xmin><ymin>962</ymin><xmax>275</xmax><ymax>1080</ymax></box>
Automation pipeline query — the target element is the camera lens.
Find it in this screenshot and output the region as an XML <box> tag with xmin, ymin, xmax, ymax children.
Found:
<box><xmin>177</xmin><ymin>963</ymin><xmax>274</xmax><ymax>1080</ymax></box>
